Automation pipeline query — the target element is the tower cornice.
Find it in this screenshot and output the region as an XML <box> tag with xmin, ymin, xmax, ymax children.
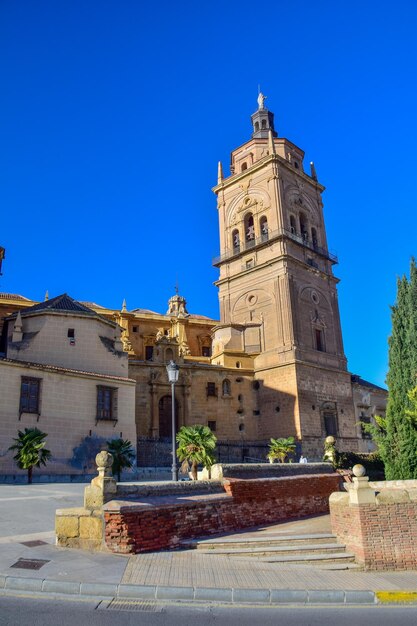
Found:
<box><xmin>212</xmin><ymin>152</ymin><xmax>325</xmax><ymax>196</ymax></box>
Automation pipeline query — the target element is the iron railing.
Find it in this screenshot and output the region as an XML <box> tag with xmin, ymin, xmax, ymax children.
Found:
<box><xmin>213</xmin><ymin>227</ymin><xmax>338</xmax><ymax>266</ymax></box>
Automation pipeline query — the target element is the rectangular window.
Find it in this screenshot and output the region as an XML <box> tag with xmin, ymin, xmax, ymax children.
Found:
<box><xmin>202</xmin><ymin>346</ymin><xmax>211</xmax><ymax>357</ymax></box>
<box><xmin>315</xmin><ymin>328</ymin><xmax>324</xmax><ymax>352</ymax></box>
<box><xmin>132</xmin><ymin>326</ymin><xmax>138</xmax><ymax>333</ymax></box>
<box><xmin>206</xmin><ymin>382</ymin><xmax>217</xmax><ymax>397</ymax></box>
<box><xmin>96</xmin><ymin>386</ymin><xmax>118</xmax><ymax>421</ymax></box>
<box><xmin>20</xmin><ymin>377</ymin><xmax>41</xmax><ymax>414</ymax></box>
<box><xmin>208</xmin><ymin>420</ymin><xmax>217</xmax><ymax>432</ymax></box>
<box><xmin>324</xmin><ymin>412</ymin><xmax>338</xmax><ymax>436</ymax></box>
<box><xmin>145</xmin><ymin>346</ymin><xmax>154</xmax><ymax>361</ymax></box>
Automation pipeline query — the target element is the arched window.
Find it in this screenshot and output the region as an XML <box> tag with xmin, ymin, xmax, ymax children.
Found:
<box><xmin>299</xmin><ymin>213</ymin><xmax>308</xmax><ymax>242</ymax></box>
<box><xmin>244</xmin><ymin>213</ymin><xmax>255</xmax><ymax>246</ymax></box>
<box><xmin>311</xmin><ymin>227</ymin><xmax>318</xmax><ymax>249</ymax></box>
<box><xmin>254</xmin><ymin>121</ymin><xmax>259</xmax><ymax>132</ymax></box>
<box><xmin>241</xmin><ymin>162</ymin><xmax>247</xmax><ymax>172</ymax></box>
<box><xmin>232</xmin><ymin>229</ymin><xmax>240</xmax><ymax>253</ymax></box>
<box><xmin>222</xmin><ymin>379</ymin><xmax>231</xmax><ymax>396</ymax></box>
<box><xmin>290</xmin><ymin>215</ymin><xmax>297</xmax><ymax>235</ymax></box>
<box><xmin>165</xmin><ymin>347</ymin><xmax>173</xmax><ymax>362</ymax></box>
<box><xmin>261</xmin><ymin>119</ymin><xmax>267</xmax><ymax>129</ymax></box>
<box><xmin>260</xmin><ymin>216</ymin><xmax>268</xmax><ymax>241</ymax></box>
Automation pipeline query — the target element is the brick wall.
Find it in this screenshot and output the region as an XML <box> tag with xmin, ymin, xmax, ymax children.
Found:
<box><xmin>330</xmin><ymin>497</ymin><xmax>417</xmax><ymax>570</ymax></box>
<box><xmin>103</xmin><ymin>473</ymin><xmax>340</xmax><ymax>554</ymax></box>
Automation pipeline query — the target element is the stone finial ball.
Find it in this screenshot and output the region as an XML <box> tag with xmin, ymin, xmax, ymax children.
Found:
<box><xmin>325</xmin><ymin>436</ymin><xmax>335</xmax><ymax>445</ymax></box>
<box><xmin>95</xmin><ymin>450</ymin><xmax>113</xmax><ymax>469</ymax></box>
<box><xmin>352</xmin><ymin>464</ymin><xmax>366</xmax><ymax>477</ymax></box>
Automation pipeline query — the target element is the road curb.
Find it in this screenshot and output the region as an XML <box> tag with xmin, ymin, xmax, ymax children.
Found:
<box><xmin>1</xmin><ymin>576</ymin><xmax>416</xmax><ymax>605</ymax></box>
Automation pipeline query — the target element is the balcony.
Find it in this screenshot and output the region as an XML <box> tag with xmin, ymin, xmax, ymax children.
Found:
<box><xmin>213</xmin><ymin>228</ymin><xmax>338</xmax><ymax>266</ymax></box>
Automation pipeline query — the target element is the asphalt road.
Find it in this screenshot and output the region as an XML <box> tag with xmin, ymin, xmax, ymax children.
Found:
<box><xmin>1</xmin><ymin>594</ymin><xmax>417</xmax><ymax>626</ymax></box>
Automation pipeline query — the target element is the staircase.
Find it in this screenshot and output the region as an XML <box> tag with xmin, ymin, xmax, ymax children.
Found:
<box><xmin>180</xmin><ymin>532</ymin><xmax>359</xmax><ymax>570</ymax></box>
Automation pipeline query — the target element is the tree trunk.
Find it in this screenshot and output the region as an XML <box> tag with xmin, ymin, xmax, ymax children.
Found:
<box><xmin>191</xmin><ymin>461</ymin><xmax>198</xmax><ymax>480</ymax></box>
<box><xmin>28</xmin><ymin>466</ymin><xmax>33</xmax><ymax>485</ymax></box>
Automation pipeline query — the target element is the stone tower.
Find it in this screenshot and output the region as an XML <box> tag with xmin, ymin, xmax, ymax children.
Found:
<box><xmin>212</xmin><ymin>95</ymin><xmax>358</xmax><ymax>458</ymax></box>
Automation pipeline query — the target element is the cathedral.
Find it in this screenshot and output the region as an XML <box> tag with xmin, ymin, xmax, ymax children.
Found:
<box><xmin>0</xmin><ymin>97</ymin><xmax>386</xmax><ymax>475</ymax></box>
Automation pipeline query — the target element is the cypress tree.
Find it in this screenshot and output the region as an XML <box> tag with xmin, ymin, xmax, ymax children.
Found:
<box><xmin>383</xmin><ymin>258</ymin><xmax>417</xmax><ymax>479</ymax></box>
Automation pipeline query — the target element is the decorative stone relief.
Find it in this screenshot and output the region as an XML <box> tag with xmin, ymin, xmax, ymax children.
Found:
<box><xmin>238</xmin><ymin>179</ymin><xmax>252</xmax><ymax>194</ymax></box>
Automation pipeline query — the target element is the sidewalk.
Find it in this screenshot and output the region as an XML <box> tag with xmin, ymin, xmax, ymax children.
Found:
<box><xmin>1</xmin><ymin>498</ymin><xmax>417</xmax><ymax>605</ymax></box>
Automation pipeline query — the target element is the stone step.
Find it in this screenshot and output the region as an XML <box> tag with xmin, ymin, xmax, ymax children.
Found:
<box><xmin>189</xmin><ymin>542</ymin><xmax>347</xmax><ymax>557</ymax></box>
<box><xmin>182</xmin><ymin>533</ymin><xmax>336</xmax><ymax>550</ymax></box>
<box><xmin>239</xmin><ymin>551</ymin><xmax>357</xmax><ymax>565</ymax></box>
<box><xmin>317</xmin><ymin>562</ymin><xmax>362</xmax><ymax>571</ymax></box>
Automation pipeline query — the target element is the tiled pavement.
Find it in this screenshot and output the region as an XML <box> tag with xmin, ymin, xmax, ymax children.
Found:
<box><xmin>121</xmin><ymin>515</ymin><xmax>417</xmax><ymax>592</ymax></box>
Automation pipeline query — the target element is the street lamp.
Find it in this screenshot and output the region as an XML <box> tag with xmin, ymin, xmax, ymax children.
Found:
<box><xmin>166</xmin><ymin>360</ymin><xmax>180</xmax><ymax>481</ymax></box>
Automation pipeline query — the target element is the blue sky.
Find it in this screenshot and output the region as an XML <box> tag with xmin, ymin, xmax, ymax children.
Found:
<box><xmin>1</xmin><ymin>1</ymin><xmax>416</xmax><ymax>388</ymax></box>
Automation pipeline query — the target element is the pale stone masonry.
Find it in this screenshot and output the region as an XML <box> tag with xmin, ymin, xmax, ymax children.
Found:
<box><xmin>0</xmin><ymin>295</ymin><xmax>136</xmax><ymax>476</ymax></box>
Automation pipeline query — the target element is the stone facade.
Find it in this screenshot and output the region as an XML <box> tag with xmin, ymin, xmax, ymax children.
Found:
<box><xmin>0</xmin><ymin>96</ymin><xmax>387</xmax><ymax>466</ymax></box>
<box><xmin>0</xmin><ymin>295</ymin><xmax>136</xmax><ymax>477</ymax></box>
<box><xmin>351</xmin><ymin>375</ymin><xmax>387</xmax><ymax>453</ymax></box>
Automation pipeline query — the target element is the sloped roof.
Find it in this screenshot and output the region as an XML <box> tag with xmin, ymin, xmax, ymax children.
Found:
<box><xmin>0</xmin><ymin>293</ymin><xmax>32</xmax><ymax>302</ymax></box>
<box><xmin>131</xmin><ymin>307</ymin><xmax>159</xmax><ymax>315</ymax></box>
<box><xmin>188</xmin><ymin>313</ymin><xmax>217</xmax><ymax>321</ymax></box>
<box><xmin>351</xmin><ymin>374</ymin><xmax>387</xmax><ymax>392</ymax></box>
<box><xmin>7</xmin><ymin>293</ymin><xmax>97</xmax><ymax>318</ymax></box>
<box><xmin>80</xmin><ymin>301</ymin><xmax>106</xmax><ymax>309</ymax></box>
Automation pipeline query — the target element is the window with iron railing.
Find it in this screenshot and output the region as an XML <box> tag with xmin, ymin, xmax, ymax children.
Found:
<box><xmin>20</xmin><ymin>377</ymin><xmax>41</xmax><ymax>415</ymax></box>
<box><xmin>96</xmin><ymin>386</ymin><xmax>118</xmax><ymax>422</ymax></box>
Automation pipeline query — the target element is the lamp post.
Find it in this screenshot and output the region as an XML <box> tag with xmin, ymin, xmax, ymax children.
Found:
<box><xmin>166</xmin><ymin>360</ymin><xmax>180</xmax><ymax>481</ymax></box>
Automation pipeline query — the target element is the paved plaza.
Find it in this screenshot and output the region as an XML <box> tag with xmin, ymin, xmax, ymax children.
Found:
<box><xmin>1</xmin><ymin>482</ymin><xmax>417</xmax><ymax>603</ymax></box>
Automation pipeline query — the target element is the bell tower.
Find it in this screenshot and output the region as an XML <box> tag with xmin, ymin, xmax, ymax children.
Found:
<box><xmin>212</xmin><ymin>95</ymin><xmax>358</xmax><ymax>458</ymax></box>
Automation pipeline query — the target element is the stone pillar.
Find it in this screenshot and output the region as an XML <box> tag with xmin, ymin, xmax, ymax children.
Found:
<box><xmin>84</xmin><ymin>451</ymin><xmax>117</xmax><ymax>510</ymax></box>
<box><xmin>347</xmin><ymin>464</ymin><xmax>376</xmax><ymax>505</ymax></box>
<box><xmin>56</xmin><ymin>451</ymin><xmax>117</xmax><ymax>551</ymax></box>
<box><xmin>150</xmin><ymin>385</ymin><xmax>159</xmax><ymax>437</ymax></box>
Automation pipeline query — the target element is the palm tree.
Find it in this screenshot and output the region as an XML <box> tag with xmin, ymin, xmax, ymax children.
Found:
<box><xmin>107</xmin><ymin>438</ymin><xmax>135</xmax><ymax>481</ymax></box>
<box><xmin>8</xmin><ymin>428</ymin><xmax>51</xmax><ymax>484</ymax></box>
<box><xmin>267</xmin><ymin>436</ymin><xmax>296</xmax><ymax>463</ymax></box>
<box><xmin>176</xmin><ymin>425</ymin><xmax>217</xmax><ymax>480</ymax></box>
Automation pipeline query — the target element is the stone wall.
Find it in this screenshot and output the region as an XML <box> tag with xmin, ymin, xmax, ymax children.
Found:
<box><xmin>330</xmin><ymin>477</ymin><xmax>417</xmax><ymax>570</ymax></box>
<box><xmin>103</xmin><ymin>473</ymin><xmax>340</xmax><ymax>554</ymax></box>
<box><xmin>210</xmin><ymin>462</ymin><xmax>334</xmax><ymax>480</ymax></box>
<box><xmin>0</xmin><ymin>359</ymin><xmax>136</xmax><ymax>476</ymax></box>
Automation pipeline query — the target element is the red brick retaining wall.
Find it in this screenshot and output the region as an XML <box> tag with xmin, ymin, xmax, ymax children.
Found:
<box><xmin>104</xmin><ymin>474</ymin><xmax>340</xmax><ymax>554</ymax></box>
<box><xmin>330</xmin><ymin>500</ymin><xmax>417</xmax><ymax>570</ymax></box>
